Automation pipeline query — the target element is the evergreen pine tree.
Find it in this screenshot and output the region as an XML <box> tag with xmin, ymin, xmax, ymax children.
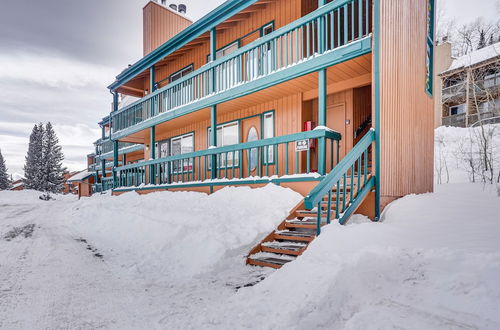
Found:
<box><xmin>488</xmin><ymin>34</ymin><xmax>495</xmax><ymax>46</ymax></box>
<box><xmin>477</xmin><ymin>30</ymin><xmax>487</xmax><ymax>49</ymax></box>
<box><xmin>41</xmin><ymin>122</ymin><xmax>66</xmax><ymax>193</ymax></box>
<box><xmin>0</xmin><ymin>149</ymin><xmax>10</xmax><ymax>190</ymax></box>
<box><xmin>24</xmin><ymin>123</ymin><xmax>45</xmax><ymax>190</ymax></box>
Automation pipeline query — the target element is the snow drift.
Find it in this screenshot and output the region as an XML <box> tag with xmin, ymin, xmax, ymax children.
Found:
<box><xmin>69</xmin><ymin>184</ymin><xmax>303</xmax><ymax>282</ymax></box>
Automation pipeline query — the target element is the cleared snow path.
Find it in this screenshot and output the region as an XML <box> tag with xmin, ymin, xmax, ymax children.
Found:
<box><xmin>0</xmin><ymin>200</ymin><xmax>144</xmax><ymax>329</ymax></box>
<box><xmin>0</xmin><ymin>186</ymin><xmax>300</xmax><ymax>329</ymax></box>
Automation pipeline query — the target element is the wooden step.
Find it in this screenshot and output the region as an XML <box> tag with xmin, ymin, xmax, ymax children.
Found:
<box><xmin>261</xmin><ymin>241</ymin><xmax>307</xmax><ymax>256</ymax></box>
<box><xmin>285</xmin><ymin>218</ymin><xmax>327</xmax><ymax>229</ymax></box>
<box><xmin>274</xmin><ymin>230</ymin><xmax>315</xmax><ymax>242</ymax></box>
<box><xmin>248</xmin><ymin>252</ymin><xmax>296</xmax><ymax>269</ymax></box>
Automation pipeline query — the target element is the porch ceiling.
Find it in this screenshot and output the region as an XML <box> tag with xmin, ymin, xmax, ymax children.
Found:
<box><xmin>116</xmin><ymin>53</ymin><xmax>372</xmax><ymax>144</ymax></box>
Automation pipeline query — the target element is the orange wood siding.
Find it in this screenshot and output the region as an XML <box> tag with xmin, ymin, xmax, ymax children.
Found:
<box><xmin>143</xmin><ymin>2</ymin><xmax>192</xmax><ymax>56</ymax></box>
<box><xmin>377</xmin><ymin>0</ymin><xmax>434</xmax><ymax>205</ymax></box>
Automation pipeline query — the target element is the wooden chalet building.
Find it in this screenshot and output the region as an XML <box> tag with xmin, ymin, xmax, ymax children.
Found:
<box><xmin>90</xmin><ymin>0</ymin><xmax>435</xmax><ymax>267</ymax></box>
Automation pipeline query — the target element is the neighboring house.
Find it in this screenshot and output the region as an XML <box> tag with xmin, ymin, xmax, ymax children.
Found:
<box><xmin>438</xmin><ymin>42</ymin><xmax>500</xmax><ymax>127</ymax></box>
<box><xmin>433</xmin><ymin>40</ymin><xmax>454</xmax><ymax>127</ymax></box>
<box><xmin>92</xmin><ymin>0</ymin><xmax>435</xmax><ymax>267</ymax></box>
<box><xmin>63</xmin><ymin>171</ymin><xmax>80</xmax><ymax>194</ymax></box>
<box><xmin>66</xmin><ymin>170</ymin><xmax>95</xmax><ymax>198</ymax></box>
<box><xmin>10</xmin><ymin>180</ymin><xmax>24</xmax><ymax>191</ymax></box>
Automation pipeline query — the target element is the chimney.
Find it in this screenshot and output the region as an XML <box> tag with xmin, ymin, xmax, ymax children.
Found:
<box><xmin>143</xmin><ymin>1</ymin><xmax>192</xmax><ymax>56</ymax></box>
<box><xmin>178</xmin><ymin>4</ymin><xmax>187</xmax><ymax>14</ymax></box>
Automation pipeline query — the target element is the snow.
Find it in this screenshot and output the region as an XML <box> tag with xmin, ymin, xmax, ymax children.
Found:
<box><xmin>434</xmin><ymin>124</ymin><xmax>500</xmax><ymax>184</ymax></box>
<box><xmin>445</xmin><ymin>41</ymin><xmax>500</xmax><ymax>73</ymax></box>
<box><xmin>1</xmin><ymin>125</ymin><xmax>499</xmax><ymax>329</ymax></box>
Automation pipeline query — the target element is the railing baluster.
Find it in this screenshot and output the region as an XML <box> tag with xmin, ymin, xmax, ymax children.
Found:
<box><xmin>326</xmin><ymin>190</ymin><xmax>332</xmax><ymax>224</ymax></box>
<box><xmin>342</xmin><ymin>173</ymin><xmax>347</xmax><ymax>212</ymax></box>
<box><xmin>316</xmin><ymin>201</ymin><xmax>322</xmax><ymax>236</ymax></box>
<box><xmin>285</xmin><ymin>142</ymin><xmax>289</xmax><ymax>175</ymax></box>
<box><xmin>274</xmin><ymin>144</ymin><xmax>279</xmax><ymax>176</ymax></box>
<box><xmin>343</xmin><ymin>5</ymin><xmax>348</xmax><ymax>45</ymax></box>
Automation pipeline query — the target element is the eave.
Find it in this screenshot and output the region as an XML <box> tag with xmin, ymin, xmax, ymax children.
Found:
<box><xmin>108</xmin><ymin>0</ymin><xmax>259</xmax><ymax>91</ymax></box>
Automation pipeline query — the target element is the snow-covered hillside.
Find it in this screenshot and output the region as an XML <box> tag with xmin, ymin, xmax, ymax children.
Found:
<box><xmin>0</xmin><ymin>126</ymin><xmax>499</xmax><ymax>329</ymax></box>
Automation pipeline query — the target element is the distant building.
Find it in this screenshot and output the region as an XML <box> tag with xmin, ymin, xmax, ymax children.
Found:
<box><xmin>437</xmin><ymin>42</ymin><xmax>500</xmax><ymax>127</ymax></box>
<box><xmin>10</xmin><ymin>179</ymin><xmax>24</xmax><ymax>191</ymax></box>
<box><xmin>66</xmin><ymin>170</ymin><xmax>95</xmax><ymax>198</ymax></box>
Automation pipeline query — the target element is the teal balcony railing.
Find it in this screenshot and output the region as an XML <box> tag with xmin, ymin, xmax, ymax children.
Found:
<box><xmin>111</xmin><ymin>0</ymin><xmax>372</xmax><ymax>134</ymax></box>
<box><xmin>114</xmin><ymin>129</ymin><xmax>341</xmax><ymax>189</ymax></box>
<box><xmin>94</xmin><ymin>138</ymin><xmax>142</xmax><ymax>159</ymax></box>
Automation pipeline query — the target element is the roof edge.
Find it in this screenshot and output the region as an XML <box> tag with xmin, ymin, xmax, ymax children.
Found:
<box><xmin>108</xmin><ymin>0</ymin><xmax>258</xmax><ymax>91</ymax></box>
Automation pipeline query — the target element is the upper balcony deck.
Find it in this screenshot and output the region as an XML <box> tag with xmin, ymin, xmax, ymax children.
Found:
<box><xmin>110</xmin><ymin>0</ymin><xmax>373</xmax><ymax>140</ymax></box>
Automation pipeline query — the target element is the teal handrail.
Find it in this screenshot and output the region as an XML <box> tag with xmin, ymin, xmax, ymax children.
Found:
<box><xmin>304</xmin><ymin>129</ymin><xmax>375</xmax><ymax>232</ymax></box>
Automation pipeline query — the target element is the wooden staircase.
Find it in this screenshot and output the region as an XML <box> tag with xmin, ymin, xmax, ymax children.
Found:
<box><xmin>246</xmin><ymin>175</ymin><xmax>368</xmax><ymax>269</ymax></box>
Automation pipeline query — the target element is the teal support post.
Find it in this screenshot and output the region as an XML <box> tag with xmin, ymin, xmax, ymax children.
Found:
<box><xmin>210</xmin><ymin>27</ymin><xmax>218</xmax><ymax>179</ymax></box>
<box><xmin>318</xmin><ymin>0</ymin><xmax>326</xmax><ymax>6</ymax></box>
<box><xmin>112</xmin><ymin>92</ymin><xmax>118</xmax><ymax>112</ymax></box>
<box><xmin>150</xmin><ymin>66</ymin><xmax>156</xmax><ymax>92</ymax></box>
<box><xmin>149</xmin><ymin>126</ymin><xmax>156</xmax><ymax>184</ymax></box>
<box><xmin>113</xmin><ymin>140</ymin><xmax>118</xmax><ymax>188</ymax></box>
<box><xmin>317</xmin><ymin>69</ymin><xmax>327</xmax><ymax>175</ymax></box>
<box><xmin>373</xmin><ymin>0</ymin><xmax>381</xmax><ymax>220</ymax></box>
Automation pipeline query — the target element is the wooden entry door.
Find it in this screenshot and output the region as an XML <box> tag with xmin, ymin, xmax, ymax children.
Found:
<box><xmin>327</xmin><ymin>104</ymin><xmax>346</xmax><ymax>160</ymax></box>
<box><xmin>240</xmin><ymin>116</ymin><xmax>261</xmax><ymax>176</ymax></box>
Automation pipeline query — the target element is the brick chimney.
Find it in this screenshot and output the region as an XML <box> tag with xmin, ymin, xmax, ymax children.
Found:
<box><xmin>143</xmin><ymin>1</ymin><xmax>192</xmax><ymax>56</ymax></box>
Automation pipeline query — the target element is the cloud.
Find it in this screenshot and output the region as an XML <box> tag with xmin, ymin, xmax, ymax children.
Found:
<box><xmin>0</xmin><ymin>51</ymin><xmax>112</xmax><ymax>175</ymax></box>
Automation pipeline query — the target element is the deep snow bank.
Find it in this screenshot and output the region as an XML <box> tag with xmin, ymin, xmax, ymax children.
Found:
<box><xmin>195</xmin><ymin>183</ymin><xmax>500</xmax><ymax>330</ymax></box>
<box><xmin>435</xmin><ymin>124</ymin><xmax>500</xmax><ymax>184</ymax></box>
<box><xmin>68</xmin><ymin>184</ymin><xmax>303</xmax><ymax>281</ymax></box>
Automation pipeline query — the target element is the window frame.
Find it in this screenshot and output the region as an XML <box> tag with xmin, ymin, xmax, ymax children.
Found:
<box><xmin>169</xmin><ymin>64</ymin><xmax>194</xmax><ymax>83</ymax></box>
<box><xmin>156</xmin><ymin>132</ymin><xmax>195</xmax><ymax>174</ymax></box>
<box><xmin>261</xmin><ymin>110</ymin><xmax>275</xmax><ymax>165</ymax></box>
<box><xmin>207</xmin><ymin>121</ymin><xmax>240</xmax><ymax>169</ymax></box>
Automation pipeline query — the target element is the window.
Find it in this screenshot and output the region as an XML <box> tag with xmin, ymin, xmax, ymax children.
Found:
<box><xmin>484</xmin><ymin>71</ymin><xmax>500</xmax><ymax>89</ymax></box>
<box><xmin>169</xmin><ymin>65</ymin><xmax>194</xmax><ymax>82</ymax></box>
<box><xmin>208</xmin><ymin>121</ymin><xmax>239</xmax><ymax>167</ymax></box>
<box><xmin>168</xmin><ymin>65</ymin><xmax>194</xmax><ymax>109</ymax></box>
<box><xmin>450</xmin><ymin>104</ymin><xmax>465</xmax><ymax>116</ymax></box>
<box><xmin>425</xmin><ymin>0</ymin><xmax>435</xmax><ymax>95</ymax></box>
<box><xmin>157</xmin><ymin>133</ymin><xmax>194</xmax><ymax>173</ymax></box>
<box><xmin>263</xmin><ymin>112</ymin><xmax>275</xmax><ymax>163</ymax></box>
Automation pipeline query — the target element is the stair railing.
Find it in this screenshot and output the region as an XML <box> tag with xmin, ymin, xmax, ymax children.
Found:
<box><xmin>304</xmin><ymin>129</ymin><xmax>375</xmax><ymax>234</ymax></box>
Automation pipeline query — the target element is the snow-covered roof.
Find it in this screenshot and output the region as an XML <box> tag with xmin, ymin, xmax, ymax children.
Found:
<box><xmin>67</xmin><ymin>170</ymin><xmax>93</xmax><ymax>182</ymax></box>
<box><xmin>10</xmin><ymin>182</ymin><xmax>24</xmax><ymax>189</ymax></box>
<box><xmin>443</xmin><ymin>42</ymin><xmax>500</xmax><ymax>74</ymax></box>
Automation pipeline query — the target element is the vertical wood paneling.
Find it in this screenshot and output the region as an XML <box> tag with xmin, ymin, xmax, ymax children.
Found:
<box><xmin>143</xmin><ymin>2</ymin><xmax>192</xmax><ymax>56</ymax></box>
<box><xmin>377</xmin><ymin>0</ymin><xmax>434</xmax><ymax>204</ymax></box>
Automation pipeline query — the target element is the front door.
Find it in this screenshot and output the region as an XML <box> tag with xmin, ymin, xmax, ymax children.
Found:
<box><xmin>240</xmin><ymin>116</ymin><xmax>261</xmax><ymax>176</ymax></box>
<box><xmin>327</xmin><ymin>103</ymin><xmax>346</xmax><ymax>161</ymax></box>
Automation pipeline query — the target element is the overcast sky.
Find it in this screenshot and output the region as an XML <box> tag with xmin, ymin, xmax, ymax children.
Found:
<box><xmin>0</xmin><ymin>0</ymin><xmax>498</xmax><ymax>176</ymax></box>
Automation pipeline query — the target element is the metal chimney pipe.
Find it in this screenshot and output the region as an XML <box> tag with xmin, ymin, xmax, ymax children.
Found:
<box><xmin>169</xmin><ymin>4</ymin><xmax>178</xmax><ymax>11</ymax></box>
<box><xmin>178</xmin><ymin>4</ymin><xmax>187</xmax><ymax>14</ymax></box>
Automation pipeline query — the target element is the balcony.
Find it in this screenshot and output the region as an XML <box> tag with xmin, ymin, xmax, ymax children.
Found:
<box><xmin>111</xmin><ymin>0</ymin><xmax>372</xmax><ymax>139</ymax></box>
<box><xmin>442</xmin><ymin>82</ymin><xmax>466</xmax><ymax>102</ymax></box>
<box><xmin>94</xmin><ymin>138</ymin><xmax>143</xmax><ymax>160</ymax></box>
<box><xmin>113</xmin><ymin>129</ymin><xmax>341</xmax><ymax>191</ymax></box>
